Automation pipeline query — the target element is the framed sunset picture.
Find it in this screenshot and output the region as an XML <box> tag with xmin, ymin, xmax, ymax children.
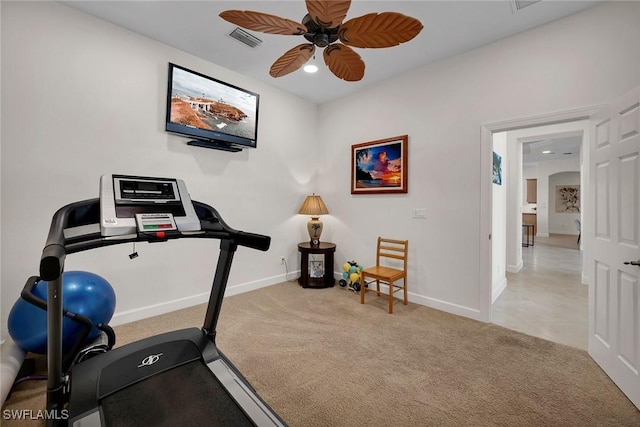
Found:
<box><xmin>351</xmin><ymin>135</ymin><xmax>408</xmax><ymax>194</ymax></box>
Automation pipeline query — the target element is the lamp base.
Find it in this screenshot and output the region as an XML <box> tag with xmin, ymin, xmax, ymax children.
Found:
<box><xmin>307</xmin><ymin>217</ymin><xmax>323</xmax><ymax>247</ymax></box>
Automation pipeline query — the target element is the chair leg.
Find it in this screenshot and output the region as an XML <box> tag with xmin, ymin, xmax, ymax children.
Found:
<box><xmin>376</xmin><ymin>280</ymin><xmax>381</xmax><ymax>296</ymax></box>
<box><xmin>403</xmin><ymin>279</ymin><xmax>408</xmax><ymax>305</ymax></box>
<box><xmin>388</xmin><ymin>281</ymin><xmax>393</xmax><ymax>314</ymax></box>
<box><xmin>360</xmin><ymin>273</ymin><xmax>365</xmax><ymax>305</ymax></box>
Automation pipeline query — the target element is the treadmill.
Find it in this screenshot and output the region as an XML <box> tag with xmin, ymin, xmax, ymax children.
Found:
<box><xmin>39</xmin><ymin>174</ymin><xmax>286</xmax><ymax>426</ymax></box>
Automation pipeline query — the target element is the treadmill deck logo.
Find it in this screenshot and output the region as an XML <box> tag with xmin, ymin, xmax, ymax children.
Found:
<box><xmin>138</xmin><ymin>353</ymin><xmax>163</xmax><ymax>368</ymax></box>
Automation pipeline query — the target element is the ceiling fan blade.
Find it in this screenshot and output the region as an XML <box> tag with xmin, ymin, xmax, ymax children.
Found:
<box><xmin>219</xmin><ymin>10</ymin><xmax>306</xmax><ymax>35</ymax></box>
<box><xmin>323</xmin><ymin>44</ymin><xmax>365</xmax><ymax>82</ymax></box>
<box><xmin>339</xmin><ymin>12</ymin><xmax>423</xmax><ymax>48</ymax></box>
<box><xmin>270</xmin><ymin>44</ymin><xmax>316</xmax><ymax>78</ymax></box>
<box><xmin>305</xmin><ymin>0</ymin><xmax>351</xmax><ymax>28</ymax></box>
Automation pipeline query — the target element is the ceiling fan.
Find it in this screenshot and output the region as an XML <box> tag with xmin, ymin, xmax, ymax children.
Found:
<box><xmin>219</xmin><ymin>0</ymin><xmax>423</xmax><ymax>82</ymax></box>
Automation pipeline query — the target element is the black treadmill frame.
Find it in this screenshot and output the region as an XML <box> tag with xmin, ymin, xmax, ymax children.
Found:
<box><xmin>38</xmin><ymin>197</ymin><xmax>279</xmax><ymax>426</ymax></box>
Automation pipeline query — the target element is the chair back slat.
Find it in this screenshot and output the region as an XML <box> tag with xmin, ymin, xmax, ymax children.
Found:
<box><xmin>380</xmin><ymin>253</ymin><xmax>405</xmax><ymax>261</ymax></box>
<box><xmin>376</xmin><ymin>237</ymin><xmax>408</xmax><ymax>268</ymax></box>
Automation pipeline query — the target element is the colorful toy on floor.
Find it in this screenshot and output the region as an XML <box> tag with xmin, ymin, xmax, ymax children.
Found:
<box><xmin>339</xmin><ymin>261</ymin><xmax>365</xmax><ymax>293</ymax></box>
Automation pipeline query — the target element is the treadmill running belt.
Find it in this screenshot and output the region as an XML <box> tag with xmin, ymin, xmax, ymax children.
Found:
<box><xmin>101</xmin><ymin>360</ymin><xmax>255</xmax><ymax>426</ymax></box>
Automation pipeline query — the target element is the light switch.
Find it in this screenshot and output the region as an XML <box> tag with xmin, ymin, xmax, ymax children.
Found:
<box><xmin>412</xmin><ymin>208</ymin><xmax>426</xmax><ymax>219</ymax></box>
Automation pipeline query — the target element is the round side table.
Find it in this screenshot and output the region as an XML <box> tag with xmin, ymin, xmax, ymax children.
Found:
<box><xmin>297</xmin><ymin>242</ymin><xmax>336</xmax><ymax>288</ymax></box>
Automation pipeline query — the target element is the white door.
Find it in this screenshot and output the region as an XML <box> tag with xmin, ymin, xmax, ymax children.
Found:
<box><xmin>589</xmin><ymin>86</ymin><xmax>640</xmax><ymax>408</ymax></box>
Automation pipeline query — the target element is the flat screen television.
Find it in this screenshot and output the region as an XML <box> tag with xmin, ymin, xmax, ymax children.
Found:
<box><xmin>165</xmin><ymin>63</ymin><xmax>260</xmax><ymax>152</ymax></box>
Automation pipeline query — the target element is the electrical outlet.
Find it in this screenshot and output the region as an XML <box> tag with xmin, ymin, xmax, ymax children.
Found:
<box><xmin>280</xmin><ymin>256</ymin><xmax>286</xmax><ymax>264</ymax></box>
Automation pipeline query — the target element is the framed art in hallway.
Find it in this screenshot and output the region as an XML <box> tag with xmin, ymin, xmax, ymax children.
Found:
<box><xmin>555</xmin><ymin>185</ymin><xmax>580</xmax><ymax>213</ymax></box>
<box><xmin>351</xmin><ymin>135</ymin><xmax>408</xmax><ymax>194</ymax></box>
<box><xmin>492</xmin><ymin>151</ymin><xmax>502</xmax><ymax>185</ymax></box>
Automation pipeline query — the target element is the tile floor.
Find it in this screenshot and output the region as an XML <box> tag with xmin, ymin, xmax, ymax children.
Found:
<box><xmin>492</xmin><ymin>238</ymin><xmax>588</xmax><ymax>350</ymax></box>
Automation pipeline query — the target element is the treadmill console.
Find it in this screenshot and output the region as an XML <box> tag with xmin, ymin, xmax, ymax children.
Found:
<box><xmin>100</xmin><ymin>174</ymin><xmax>201</xmax><ymax>237</ymax></box>
<box><xmin>115</xmin><ymin>177</ymin><xmax>180</xmax><ymax>203</ymax></box>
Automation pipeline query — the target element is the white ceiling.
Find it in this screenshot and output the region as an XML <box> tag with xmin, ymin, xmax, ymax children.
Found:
<box><xmin>60</xmin><ymin>0</ymin><xmax>603</xmax><ymax>104</ymax></box>
<box><xmin>523</xmin><ymin>135</ymin><xmax>582</xmax><ymax>165</ymax></box>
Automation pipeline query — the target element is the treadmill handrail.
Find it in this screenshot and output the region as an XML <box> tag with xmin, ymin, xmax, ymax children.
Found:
<box><xmin>39</xmin><ymin>198</ymin><xmax>270</xmax><ymax>281</ymax></box>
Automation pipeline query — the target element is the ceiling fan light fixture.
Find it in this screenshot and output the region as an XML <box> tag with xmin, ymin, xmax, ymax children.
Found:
<box><xmin>304</xmin><ymin>55</ymin><xmax>318</xmax><ymax>73</ymax></box>
<box><xmin>304</xmin><ymin>64</ymin><xmax>318</xmax><ymax>73</ymax></box>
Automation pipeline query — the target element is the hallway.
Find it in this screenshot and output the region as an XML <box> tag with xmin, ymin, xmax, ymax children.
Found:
<box><xmin>492</xmin><ymin>239</ymin><xmax>587</xmax><ymax>350</ymax></box>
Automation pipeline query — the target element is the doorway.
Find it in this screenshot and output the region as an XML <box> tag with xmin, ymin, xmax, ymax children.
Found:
<box><xmin>492</xmin><ymin>126</ymin><xmax>587</xmax><ymax>349</ymax></box>
<box><xmin>480</xmin><ymin>107</ymin><xmax>600</xmax><ymax>346</ymax></box>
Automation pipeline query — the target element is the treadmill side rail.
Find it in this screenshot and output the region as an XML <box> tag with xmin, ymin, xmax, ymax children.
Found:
<box><xmin>72</xmin><ymin>410</ymin><xmax>101</xmax><ymax>427</ymax></box>
<box><xmin>207</xmin><ymin>359</ymin><xmax>286</xmax><ymax>427</ymax></box>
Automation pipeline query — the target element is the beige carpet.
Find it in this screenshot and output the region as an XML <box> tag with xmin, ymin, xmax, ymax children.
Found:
<box><xmin>3</xmin><ymin>282</ymin><xmax>639</xmax><ymax>426</ymax></box>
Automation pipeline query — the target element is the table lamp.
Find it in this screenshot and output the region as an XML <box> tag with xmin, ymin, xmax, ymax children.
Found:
<box><xmin>298</xmin><ymin>194</ymin><xmax>329</xmax><ymax>247</ymax></box>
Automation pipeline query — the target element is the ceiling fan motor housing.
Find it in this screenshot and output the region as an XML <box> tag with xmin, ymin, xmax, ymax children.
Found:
<box><xmin>313</xmin><ymin>33</ymin><xmax>330</xmax><ymax>47</ymax></box>
<box><xmin>302</xmin><ymin>14</ymin><xmax>339</xmax><ymax>48</ymax></box>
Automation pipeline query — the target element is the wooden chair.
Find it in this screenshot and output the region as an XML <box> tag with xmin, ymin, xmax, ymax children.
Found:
<box><xmin>360</xmin><ymin>237</ymin><xmax>408</xmax><ymax>314</ymax></box>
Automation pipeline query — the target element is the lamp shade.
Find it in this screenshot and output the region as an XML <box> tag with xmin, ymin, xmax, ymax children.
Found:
<box><xmin>298</xmin><ymin>194</ymin><xmax>329</xmax><ymax>216</ymax></box>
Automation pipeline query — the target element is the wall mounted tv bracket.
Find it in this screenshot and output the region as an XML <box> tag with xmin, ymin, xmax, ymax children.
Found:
<box><xmin>100</xmin><ymin>174</ymin><xmax>201</xmax><ymax>238</ymax></box>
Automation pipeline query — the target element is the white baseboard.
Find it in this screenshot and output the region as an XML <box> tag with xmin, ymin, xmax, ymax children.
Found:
<box><xmin>507</xmin><ymin>261</ymin><xmax>523</xmax><ymax>273</ymax></box>
<box><xmin>492</xmin><ymin>277</ymin><xmax>507</xmax><ymax>304</ymax></box>
<box><xmin>224</xmin><ymin>273</ymin><xmax>295</xmax><ymax>297</ymax></box>
<box><xmin>370</xmin><ymin>283</ymin><xmax>484</xmax><ymax>322</ymax></box>
<box><xmin>411</xmin><ymin>292</ymin><xmax>484</xmax><ymax>322</ymax></box>
<box><xmin>548</xmin><ymin>230</ymin><xmax>580</xmax><ymax>236</ymax></box>
<box><xmin>110</xmin><ymin>272</ymin><xmax>296</xmax><ymax>327</ymax></box>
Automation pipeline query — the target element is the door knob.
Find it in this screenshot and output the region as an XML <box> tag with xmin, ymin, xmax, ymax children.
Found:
<box><xmin>624</xmin><ymin>260</ymin><xmax>640</xmax><ymax>266</ymax></box>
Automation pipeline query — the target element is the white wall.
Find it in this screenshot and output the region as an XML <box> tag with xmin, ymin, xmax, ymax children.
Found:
<box><xmin>317</xmin><ymin>1</ymin><xmax>639</xmax><ymax>320</ymax></box>
<box><xmin>491</xmin><ymin>133</ymin><xmax>507</xmax><ymax>302</ymax></box>
<box><xmin>0</xmin><ymin>2</ymin><xmax>318</xmax><ymax>340</ymax></box>
<box><xmin>506</xmin><ymin>131</ymin><xmax>524</xmax><ymax>273</ymax></box>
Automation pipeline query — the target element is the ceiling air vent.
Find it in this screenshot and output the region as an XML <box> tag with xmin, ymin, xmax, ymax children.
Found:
<box><xmin>511</xmin><ymin>0</ymin><xmax>541</xmax><ymax>13</ymax></box>
<box><xmin>229</xmin><ymin>27</ymin><xmax>262</xmax><ymax>48</ymax></box>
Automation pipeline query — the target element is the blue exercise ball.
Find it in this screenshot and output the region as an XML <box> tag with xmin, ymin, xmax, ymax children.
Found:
<box><xmin>8</xmin><ymin>271</ymin><xmax>116</xmax><ymax>354</ymax></box>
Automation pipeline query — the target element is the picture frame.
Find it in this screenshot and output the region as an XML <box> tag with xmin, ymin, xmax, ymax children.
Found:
<box><xmin>351</xmin><ymin>135</ymin><xmax>408</xmax><ymax>194</ymax></box>
<box><xmin>492</xmin><ymin>152</ymin><xmax>502</xmax><ymax>185</ymax></box>
<box><xmin>555</xmin><ymin>185</ymin><xmax>580</xmax><ymax>213</ymax></box>
<box><xmin>309</xmin><ymin>260</ymin><xmax>324</xmax><ymax>278</ymax></box>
